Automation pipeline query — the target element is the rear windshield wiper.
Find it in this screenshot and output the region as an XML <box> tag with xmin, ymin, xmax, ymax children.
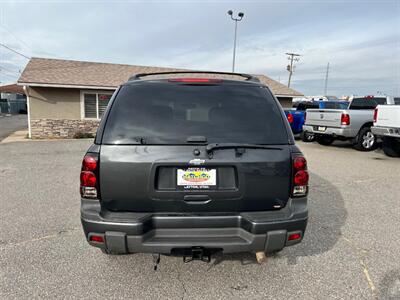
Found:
<box><xmin>206</xmin><ymin>143</ymin><xmax>283</xmax><ymax>157</ymax></box>
<box><xmin>133</xmin><ymin>137</ymin><xmax>147</xmax><ymax>144</ymax></box>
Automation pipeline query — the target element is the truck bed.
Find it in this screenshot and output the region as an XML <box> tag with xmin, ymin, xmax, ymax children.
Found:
<box><xmin>305</xmin><ymin>109</ymin><xmax>374</xmax><ymax>138</ymax></box>
<box><xmin>374</xmin><ymin>105</ymin><xmax>400</xmax><ymax>128</ymax></box>
<box><xmin>305</xmin><ymin>109</ymin><xmax>344</xmax><ymax>127</ymax></box>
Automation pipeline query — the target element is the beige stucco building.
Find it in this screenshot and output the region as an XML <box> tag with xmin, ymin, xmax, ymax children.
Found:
<box><xmin>18</xmin><ymin>58</ymin><xmax>303</xmax><ymax>138</ymax></box>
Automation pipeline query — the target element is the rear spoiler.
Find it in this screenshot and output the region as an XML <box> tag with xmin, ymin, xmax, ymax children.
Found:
<box><xmin>128</xmin><ymin>71</ymin><xmax>260</xmax><ymax>83</ymax></box>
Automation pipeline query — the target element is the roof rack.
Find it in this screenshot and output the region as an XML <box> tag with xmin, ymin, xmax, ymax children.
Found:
<box><xmin>128</xmin><ymin>71</ymin><xmax>260</xmax><ymax>83</ymax></box>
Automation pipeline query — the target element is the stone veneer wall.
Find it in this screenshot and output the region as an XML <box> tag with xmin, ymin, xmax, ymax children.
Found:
<box><xmin>30</xmin><ymin>119</ymin><xmax>100</xmax><ymax>139</ymax></box>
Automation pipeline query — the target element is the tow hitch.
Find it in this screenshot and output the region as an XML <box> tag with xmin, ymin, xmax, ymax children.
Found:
<box><xmin>183</xmin><ymin>247</ymin><xmax>213</xmax><ymax>263</ymax></box>
<box><xmin>152</xmin><ymin>247</ymin><xmax>223</xmax><ymax>270</ymax></box>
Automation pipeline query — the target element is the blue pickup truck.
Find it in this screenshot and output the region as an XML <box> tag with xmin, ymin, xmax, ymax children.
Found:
<box><xmin>284</xmin><ymin>101</ymin><xmax>349</xmax><ymax>140</ymax></box>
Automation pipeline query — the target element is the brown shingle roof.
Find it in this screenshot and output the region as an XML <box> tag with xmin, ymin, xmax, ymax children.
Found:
<box><xmin>0</xmin><ymin>83</ymin><xmax>25</xmax><ymax>94</ymax></box>
<box><xmin>18</xmin><ymin>57</ymin><xmax>302</xmax><ymax>96</ymax></box>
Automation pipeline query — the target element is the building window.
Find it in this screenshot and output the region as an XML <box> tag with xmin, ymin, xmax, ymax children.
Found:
<box><xmin>82</xmin><ymin>92</ymin><xmax>112</xmax><ymax>119</ymax></box>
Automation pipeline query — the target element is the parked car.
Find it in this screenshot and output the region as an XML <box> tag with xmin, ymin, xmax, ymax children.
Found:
<box><xmin>371</xmin><ymin>103</ymin><xmax>400</xmax><ymax>157</ymax></box>
<box><xmin>302</xmin><ymin>96</ymin><xmax>394</xmax><ymax>151</ymax></box>
<box><xmin>80</xmin><ymin>71</ymin><xmax>309</xmax><ymax>263</ymax></box>
<box><xmin>284</xmin><ymin>100</ymin><xmax>349</xmax><ymax>141</ymax></box>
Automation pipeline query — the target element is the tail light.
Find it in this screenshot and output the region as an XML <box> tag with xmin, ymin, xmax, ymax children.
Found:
<box><xmin>288</xmin><ymin>233</ymin><xmax>302</xmax><ymax>241</ymax></box>
<box><xmin>373</xmin><ymin>108</ymin><xmax>378</xmax><ymax>123</ymax></box>
<box><xmin>80</xmin><ymin>154</ymin><xmax>99</xmax><ymax>198</ymax></box>
<box><xmin>341</xmin><ymin>113</ymin><xmax>350</xmax><ymax>125</ymax></box>
<box><xmin>287</xmin><ymin>113</ymin><xmax>294</xmax><ymax>124</ymax></box>
<box><xmin>292</xmin><ymin>155</ymin><xmax>309</xmax><ymax>197</ymax></box>
<box><xmin>89</xmin><ymin>235</ymin><xmax>104</xmax><ymax>243</ymax></box>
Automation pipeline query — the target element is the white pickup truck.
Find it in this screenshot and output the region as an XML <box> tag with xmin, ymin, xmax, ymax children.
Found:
<box><xmin>371</xmin><ymin>102</ymin><xmax>400</xmax><ymax>157</ymax></box>
<box><xmin>303</xmin><ymin>96</ymin><xmax>395</xmax><ymax>151</ymax></box>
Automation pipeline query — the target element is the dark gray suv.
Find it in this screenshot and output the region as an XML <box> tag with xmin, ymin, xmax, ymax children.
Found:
<box><xmin>80</xmin><ymin>71</ymin><xmax>308</xmax><ymax>261</ymax></box>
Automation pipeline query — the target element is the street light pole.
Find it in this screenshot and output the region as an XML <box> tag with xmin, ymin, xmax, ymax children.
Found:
<box><xmin>227</xmin><ymin>10</ymin><xmax>244</xmax><ymax>73</ymax></box>
<box><xmin>324</xmin><ymin>62</ymin><xmax>330</xmax><ymax>96</ymax></box>
<box><xmin>232</xmin><ymin>19</ymin><xmax>238</xmax><ymax>73</ymax></box>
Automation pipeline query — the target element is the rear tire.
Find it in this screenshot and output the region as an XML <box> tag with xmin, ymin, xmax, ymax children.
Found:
<box><xmin>382</xmin><ymin>137</ymin><xmax>400</xmax><ymax>157</ymax></box>
<box><xmin>301</xmin><ymin>131</ymin><xmax>315</xmax><ymax>143</ymax></box>
<box><xmin>354</xmin><ymin>127</ymin><xmax>377</xmax><ymax>151</ymax></box>
<box><xmin>316</xmin><ymin>136</ymin><xmax>334</xmax><ymax>146</ymax></box>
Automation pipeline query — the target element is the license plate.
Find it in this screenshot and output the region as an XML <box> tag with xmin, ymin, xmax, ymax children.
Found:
<box><xmin>318</xmin><ymin>126</ymin><xmax>327</xmax><ymax>132</ymax></box>
<box><xmin>177</xmin><ymin>167</ymin><xmax>217</xmax><ymax>189</ymax></box>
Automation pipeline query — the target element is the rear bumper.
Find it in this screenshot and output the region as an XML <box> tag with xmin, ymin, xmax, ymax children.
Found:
<box><xmin>303</xmin><ymin>124</ymin><xmax>353</xmax><ymax>138</ymax></box>
<box><xmin>291</xmin><ymin>127</ymin><xmax>303</xmax><ymax>135</ymax></box>
<box><xmin>290</xmin><ymin>122</ymin><xmax>304</xmax><ymax>134</ymax></box>
<box><xmin>371</xmin><ymin>126</ymin><xmax>400</xmax><ymax>138</ymax></box>
<box><xmin>81</xmin><ymin>198</ymin><xmax>308</xmax><ymax>254</ymax></box>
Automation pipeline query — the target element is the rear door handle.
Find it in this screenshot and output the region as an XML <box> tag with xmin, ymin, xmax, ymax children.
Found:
<box><xmin>183</xmin><ymin>195</ymin><xmax>211</xmax><ymax>204</ymax></box>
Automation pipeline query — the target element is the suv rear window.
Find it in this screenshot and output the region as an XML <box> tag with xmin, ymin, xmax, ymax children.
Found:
<box><xmin>323</xmin><ymin>102</ymin><xmax>349</xmax><ymax>109</ymax></box>
<box><xmin>349</xmin><ymin>97</ymin><xmax>386</xmax><ymax>109</ymax></box>
<box><xmin>296</xmin><ymin>102</ymin><xmax>319</xmax><ymax>111</ymax></box>
<box><xmin>102</xmin><ymin>82</ymin><xmax>288</xmax><ymax>145</ymax></box>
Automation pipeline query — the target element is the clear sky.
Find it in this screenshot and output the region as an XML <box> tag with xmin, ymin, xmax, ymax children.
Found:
<box><xmin>0</xmin><ymin>0</ymin><xmax>399</xmax><ymax>97</ymax></box>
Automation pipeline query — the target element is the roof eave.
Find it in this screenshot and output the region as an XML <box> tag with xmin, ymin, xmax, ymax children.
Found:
<box><xmin>275</xmin><ymin>93</ymin><xmax>304</xmax><ymax>97</ymax></box>
<box><xmin>17</xmin><ymin>82</ymin><xmax>117</xmax><ymax>90</ymax></box>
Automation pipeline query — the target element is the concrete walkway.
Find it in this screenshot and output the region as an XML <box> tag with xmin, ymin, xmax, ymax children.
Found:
<box><xmin>0</xmin><ymin>129</ymin><xmax>29</xmax><ymax>143</ymax></box>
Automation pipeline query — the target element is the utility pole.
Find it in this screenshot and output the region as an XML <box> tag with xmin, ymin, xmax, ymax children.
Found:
<box><xmin>286</xmin><ymin>52</ymin><xmax>300</xmax><ymax>88</ymax></box>
<box><xmin>324</xmin><ymin>62</ymin><xmax>330</xmax><ymax>96</ymax></box>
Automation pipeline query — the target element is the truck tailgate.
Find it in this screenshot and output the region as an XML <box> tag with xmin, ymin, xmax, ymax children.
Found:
<box><xmin>305</xmin><ymin>109</ymin><xmax>344</xmax><ymax>127</ymax></box>
<box><xmin>375</xmin><ymin>105</ymin><xmax>400</xmax><ymax>128</ymax></box>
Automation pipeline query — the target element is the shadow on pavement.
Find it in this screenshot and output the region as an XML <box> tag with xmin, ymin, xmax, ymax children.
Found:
<box><xmin>208</xmin><ymin>172</ymin><xmax>347</xmax><ymax>266</ymax></box>
<box><xmin>379</xmin><ymin>269</ymin><xmax>400</xmax><ymax>300</ymax></box>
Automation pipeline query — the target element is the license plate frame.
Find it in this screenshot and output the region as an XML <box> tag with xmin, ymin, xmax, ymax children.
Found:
<box><xmin>318</xmin><ymin>126</ymin><xmax>327</xmax><ymax>132</ymax></box>
<box><xmin>177</xmin><ymin>167</ymin><xmax>217</xmax><ymax>190</ymax></box>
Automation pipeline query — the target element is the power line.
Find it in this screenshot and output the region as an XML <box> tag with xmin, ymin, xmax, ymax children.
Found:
<box><xmin>0</xmin><ymin>69</ymin><xmax>19</xmax><ymax>78</ymax></box>
<box><xmin>0</xmin><ymin>43</ymin><xmax>30</xmax><ymax>59</ymax></box>
<box><xmin>0</xmin><ymin>24</ymin><xmax>33</xmax><ymax>52</ymax></box>
<box><xmin>0</xmin><ymin>72</ymin><xmax>17</xmax><ymax>80</ymax></box>
<box><xmin>0</xmin><ymin>64</ymin><xmax>21</xmax><ymax>75</ymax></box>
<box><xmin>286</xmin><ymin>52</ymin><xmax>300</xmax><ymax>88</ymax></box>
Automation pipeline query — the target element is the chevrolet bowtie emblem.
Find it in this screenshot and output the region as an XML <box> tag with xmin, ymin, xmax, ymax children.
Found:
<box><xmin>189</xmin><ymin>159</ymin><xmax>205</xmax><ymax>165</ymax></box>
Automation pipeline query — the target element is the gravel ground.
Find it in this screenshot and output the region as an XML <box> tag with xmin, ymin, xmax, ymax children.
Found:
<box><xmin>0</xmin><ymin>139</ymin><xmax>399</xmax><ymax>299</ymax></box>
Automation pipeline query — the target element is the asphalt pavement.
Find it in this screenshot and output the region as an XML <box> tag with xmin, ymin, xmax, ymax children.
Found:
<box><xmin>0</xmin><ymin>139</ymin><xmax>399</xmax><ymax>299</ymax></box>
<box><xmin>0</xmin><ymin>115</ymin><xmax>28</xmax><ymax>141</ymax></box>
